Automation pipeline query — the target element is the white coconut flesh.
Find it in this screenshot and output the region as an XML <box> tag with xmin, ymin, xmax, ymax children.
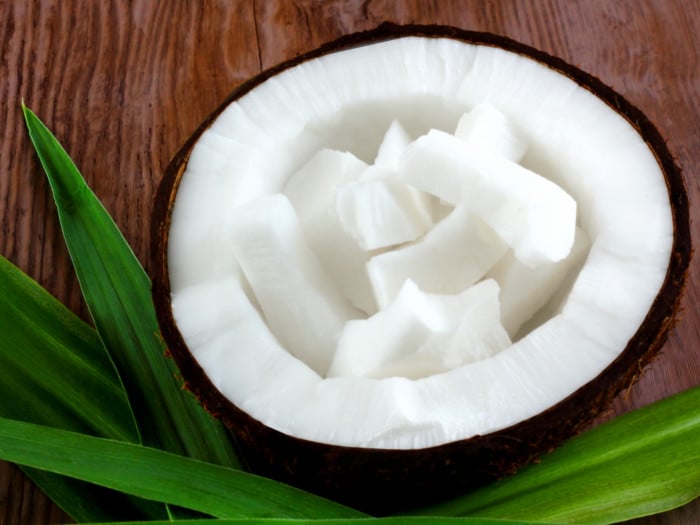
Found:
<box><xmin>167</xmin><ymin>37</ymin><xmax>674</xmax><ymax>450</ymax></box>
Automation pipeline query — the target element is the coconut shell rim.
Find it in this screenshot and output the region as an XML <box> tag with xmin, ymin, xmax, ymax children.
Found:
<box><xmin>151</xmin><ymin>22</ymin><xmax>692</xmax><ymax>511</ymax></box>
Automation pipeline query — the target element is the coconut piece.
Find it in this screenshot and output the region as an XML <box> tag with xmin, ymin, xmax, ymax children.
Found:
<box><xmin>229</xmin><ymin>193</ymin><xmax>361</xmax><ymax>375</ymax></box>
<box><xmin>489</xmin><ymin>226</ymin><xmax>591</xmax><ymax>337</ymax></box>
<box><xmin>327</xmin><ymin>280</ymin><xmax>452</xmax><ymax>379</ymax></box>
<box><xmin>283</xmin><ymin>149</ymin><xmax>377</xmax><ymax>314</ymax></box>
<box><xmin>284</xmin><ymin>149</ymin><xmax>368</xmax><ymax>212</ymax></box>
<box><xmin>327</xmin><ymin>279</ymin><xmax>508</xmax><ymax>379</ymax></box>
<box><xmin>354</xmin><ymin>119</ymin><xmax>413</xmax><ymax>183</ymax></box>
<box><xmin>454</xmin><ymin>102</ymin><xmax>527</xmax><ymax>162</ymax></box>
<box><xmin>399</xmin><ymin>129</ymin><xmax>577</xmax><ymax>267</ymax></box>
<box><xmin>336</xmin><ymin>177</ymin><xmax>433</xmax><ymax>250</ymax></box>
<box><xmin>367</xmin><ymin>205</ymin><xmax>508</xmax><ymax>308</ymax></box>
<box><xmin>370</xmin><ymin>279</ymin><xmax>511</xmax><ymax>379</ymax></box>
<box><xmin>374</xmin><ymin>119</ymin><xmax>412</xmax><ymax>167</ymax></box>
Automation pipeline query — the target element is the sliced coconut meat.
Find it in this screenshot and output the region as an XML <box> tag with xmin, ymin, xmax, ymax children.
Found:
<box><xmin>399</xmin><ymin>129</ymin><xmax>577</xmax><ymax>267</ymax></box>
<box><xmin>367</xmin><ymin>206</ymin><xmax>508</xmax><ymax>308</ymax></box>
<box><xmin>336</xmin><ymin>177</ymin><xmax>433</xmax><ymax>250</ymax></box>
<box><xmin>283</xmin><ymin>149</ymin><xmax>377</xmax><ymax>314</ymax></box>
<box><xmin>356</xmin><ymin>119</ymin><xmax>413</xmax><ymax>182</ymax></box>
<box><xmin>374</xmin><ymin>118</ymin><xmax>412</xmax><ymax>167</ymax></box>
<box><xmin>164</xmin><ymin>36</ymin><xmax>675</xmax><ymax>450</ymax></box>
<box><xmin>229</xmin><ymin>193</ymin><xmax>361</xmax><ymax>375</ymax></box>
<box><xmin>328</xmin><ymin>279</ymin><xmax>510</xmax><ymax>379</ymax></box>
<box><xmin>489</xmin><ymin>226</ymin><xmax>591</xmax><ymax>337</ymax></box>
<box><xmin>454</xmin><ymin>102</ymin><xmax>528</xmax><ymax>162</ymax></box>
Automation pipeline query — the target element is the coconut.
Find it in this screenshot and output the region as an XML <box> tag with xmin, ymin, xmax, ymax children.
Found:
<box><xmin>151</xmin><ymin>24</ymin><xmax>690</xmax><ymax>514</ymax></box>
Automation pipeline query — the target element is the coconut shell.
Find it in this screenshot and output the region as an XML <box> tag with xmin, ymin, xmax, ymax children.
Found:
<box><xmin>151</xmin><ymin>23</ymin><xmax>691</xmax><ymax>514</ymax></box>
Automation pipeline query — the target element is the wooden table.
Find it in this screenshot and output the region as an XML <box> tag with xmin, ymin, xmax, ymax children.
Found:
<box><xmin>1</xmin><ymin>1</ymin><xmax>698</xmax><ymax>523</ymax></box>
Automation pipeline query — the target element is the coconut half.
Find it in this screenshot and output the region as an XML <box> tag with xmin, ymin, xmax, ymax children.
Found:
<box><xmin>152</xmin><ymin>24</ymin><xmax>690</xmax><ymax>513</ymax></box>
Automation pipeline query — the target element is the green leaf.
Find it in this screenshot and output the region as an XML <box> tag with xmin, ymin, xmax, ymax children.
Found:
<box><xmin>0</xmin><ymin>417</ymin><xmax>365</xmax><ymax>520</ymax></box>
<box><xmin>413</xmin><ymin>385</ymin><xmax>700</xmax><ymax>524</ymax></box>
<box><xmin>0</xmin><ymin>255</ymin><xmax>167</xmax><ymax>521</ymax></box>
<box><xmin>0</xmin><ymin>255</ymin><xmax>134</xmax><ymax>439</ymax></box>
<box><xmin>78</xmin><ymin>518</ymin><xmax>549</xmax><ymax>525</ymax></box>
<box><xmin>22</xmin><ymin>104</ymin><xmax>241</xmax><ymax>468</ymax></box>
<box><xmin>20</xmin><ymin>470</ymin><xmax>164</xmax><ymax>523</ymax></box>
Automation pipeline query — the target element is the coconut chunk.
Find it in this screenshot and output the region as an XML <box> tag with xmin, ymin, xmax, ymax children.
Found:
<box><xmin>327</xmin><ymin>280</ymin><xmax>447</xmax><ymax>379</ymax></box>
<box><xmin>336</xmin><ymin>177</ymin><xmax>433</xmax><ymax>250</ymax></box>
<box><xmin>374</xmin><ymin>119</ymin><xmax>412</xmax><ymax>167</ymax></box>
<box><xmin>230</xmin><ymin>193</ymin><xmax>361</xmax><ymax>375</ymax></box>
<box><xmin>327</xmin><ymin>279</ymin><xmax>508</xmax><ymax>379</ymax></box>
<box><xmin>399</xmin><ymin>129</ymin><xmax>577</xmax><ymax>267</ymax></box>
<box><xmin>367</xmin><ymin>206</ymin><xmax>508</xmax><ymax>308</ymax></box>
<box><xmin>355</xmin><ymin>119</ymin><xmax>413</xmax><ymax>183</ymax></box>
<box><xmin>283</xmin><ymin>149</ymin><xmax>377</xmax><ymax>314</ymax></box>
<box><xmin>373</xmin><ymin>281</ymin><xmax>511</xmax><ymax>379</ymax></box>
<box><xmin>284</xmin><ymin>149</ymin><xmax>368</xmax><ymax>212</ymax></box>
<box><xmin>454</xmin><ymin>102</ymin><xmax>527</xmax><ymax>162</ymax></box>
<box><xmin>488</xmin><ymin>226</ymin><xmax>591</xmax><ymax>337</ymax></box>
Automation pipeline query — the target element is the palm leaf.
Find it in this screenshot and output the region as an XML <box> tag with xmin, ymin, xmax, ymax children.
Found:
<box><xmin>414</xmin><ymin>385</ymin><xmax>700</xmax><ymax>524</ymax></box>
<box><xmin>78</xmin><ymin>518</ymin><xmax>547</xmax><ymax>525</ymax></box>
<box><xmin>0</xmin><ymin>416</ymin><xmax>364</xmax><ymax>520</ymax></box>
<box><xmin>0</xmin><ymin>255</ymin><xmax>167</xmax><ymax>521</ymax></box>
<box><xmin>22</xmin><ymin>104</ymin><xmax>240</xmax><ymax>468</ymax></box>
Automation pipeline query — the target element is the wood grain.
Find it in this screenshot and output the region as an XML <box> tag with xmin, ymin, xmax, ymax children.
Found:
<box><xmin>0</xmin><ymin>1</ymin><xmax>698</xmax><ymax>523</ymax></box>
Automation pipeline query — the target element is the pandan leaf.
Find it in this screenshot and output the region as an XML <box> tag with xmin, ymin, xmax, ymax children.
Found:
<box><xmin>0</xmin><ymin>417</ymin><xmax>365</xmax><ymax>520</ymax></box>
<box><xmin>414</xmin><ymin>385</ymin><xmax>700</xmax><ymax>524</ymax></box>
<box><xmin>0</xmin><ymin>255</ymin><xmax>134</xmax><ymax>439</ymax></box>
<box><xmin>0</xmin><ymin>255</ymin><xmax>167</xmax><ymax>521</ymax></box>
<box><xmin>22</xmin><ymin>104</ymin><xmax>241</xmax><ymax>468</ymax></box>
<box><xmin>17</xmin><ymin>470</ymin><xmax>165</xmax><ymax>524</ymax></box>
<box><xmin>77</xmin><ymin>518</ymin><xmax>550</xmax><ymax>525</ymax></box>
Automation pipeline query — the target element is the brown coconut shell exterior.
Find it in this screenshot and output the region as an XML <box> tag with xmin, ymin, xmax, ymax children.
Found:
<box><xmin>151</xmin><ymin>23</ymin><xmax>691</xmax><ymax>515</ymax></box>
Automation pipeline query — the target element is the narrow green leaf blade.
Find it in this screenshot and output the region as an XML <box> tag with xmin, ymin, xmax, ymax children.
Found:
<box><xmin>0</xmin><ymin>255</ymin><xmax>134</xmax><ymax>439</ymax></box>
<box><xmin>78</xmin><ymin>518</ymin><xmax>550</xmax><ymax>525</ymax></box>
<box><xmin>0</xmin><ymin>417</ymin><xmax>365</xmax><ymax>520</ymax></box>
<box><xmin>22</xmin><ymin>104</ymin><xmax>241</xmax><ymax>468</ymax></box>
<box><xmin>0</xmin><ymin>255</ymin><xmax>168</xmax><ymax>521</ymax></box>
<box><xmin>415</xmin><ymin>386</ymin><xmax>700</xmax><ymax>524</ymax></box>
<box><xmin>19</xmin><ymin>469</ymin><xmax>164</xmax><ymax>523</ymax></box>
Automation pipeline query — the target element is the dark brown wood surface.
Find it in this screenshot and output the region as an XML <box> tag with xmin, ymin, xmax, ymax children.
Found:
<box><xmin>0</xmin><ymin>1</ymin><xmax>698</xmax><ymax>523</ymax></box>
